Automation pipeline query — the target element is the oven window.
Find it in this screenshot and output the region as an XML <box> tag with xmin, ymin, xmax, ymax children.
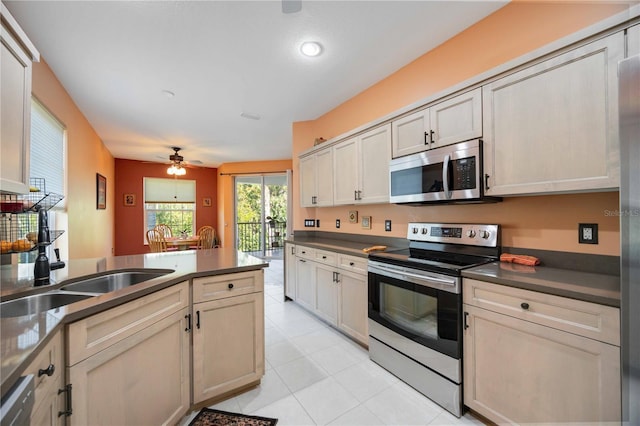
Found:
<box><xmin>380</xmin><ymin>282</ymin><xmax>438</xmax><ymax>340</ymax></box>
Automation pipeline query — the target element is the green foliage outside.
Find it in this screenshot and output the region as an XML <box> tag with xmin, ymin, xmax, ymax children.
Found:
<box><xmin>146</xmin><ymin>203</ymin><xmax>194</xmax><ymax>235</ymax></box>
<box><xmin>236</xmin><ymin>182</ymin><xmax>287</xmax><ymax>252</ymax></box>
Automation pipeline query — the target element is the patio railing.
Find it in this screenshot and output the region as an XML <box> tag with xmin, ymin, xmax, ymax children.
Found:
<box><xmin>237</xmin><ymin>221</ymin><xmax>286</xmax><ymax>253</ymax></box>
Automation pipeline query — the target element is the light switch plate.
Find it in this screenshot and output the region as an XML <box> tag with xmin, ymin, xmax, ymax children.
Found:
<box><xmin>579</xmin><ymin>223</ymin><xmax>598</xmax><ymax>244</ymax></box>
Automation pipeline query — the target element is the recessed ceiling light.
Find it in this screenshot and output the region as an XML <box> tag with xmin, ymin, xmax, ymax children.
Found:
<box><xmin>240</xmin><ymin>112</ymin><xmax>261</xmax><ymax>121</ymax></box>
<box><xmin>300</xmin><ymin>41</ymin><xmax>323</xmax><ymax>57</ymax></box>
<box><xmin>161</xmin><ymin>90</ymin><xmax>175</xmax><ymax>99</ymax></box>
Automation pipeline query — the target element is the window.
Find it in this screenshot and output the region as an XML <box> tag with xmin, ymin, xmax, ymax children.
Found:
<box><xmin>31</xmin><ymin>98</ymin><xmax>65</xmax><ymax>196</ymax></box>
<box><xmin>143</xmin><ymin>178</ymin><xmax>196</xmax><ymax>240</ymax></box>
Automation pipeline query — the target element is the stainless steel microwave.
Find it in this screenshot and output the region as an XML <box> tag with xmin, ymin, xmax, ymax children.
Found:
<box><xmin>389</xmin><ymin>139</ymin><xmax>501</xmax><ymax>204</ymax></box>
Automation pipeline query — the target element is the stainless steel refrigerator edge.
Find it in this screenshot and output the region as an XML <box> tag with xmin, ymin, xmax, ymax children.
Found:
<box><xmin>619</xmin><ymin>53</ymin><xmax>640</xmax><ymax>424</ymax></box>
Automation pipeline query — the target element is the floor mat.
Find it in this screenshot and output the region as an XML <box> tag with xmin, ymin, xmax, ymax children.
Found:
<box><xmin>188</xmin><ymin>408</ymin><xmax>278</xmax><ymax>426</ymax></box>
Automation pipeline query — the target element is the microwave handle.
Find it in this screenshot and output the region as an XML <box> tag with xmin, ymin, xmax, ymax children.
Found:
<box><xmin>442</xmin><ymin>154</ymin><xmax>452</xmax><ymax>199</ymax></box>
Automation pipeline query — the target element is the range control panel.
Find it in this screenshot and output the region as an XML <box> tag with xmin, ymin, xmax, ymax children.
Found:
<box><xmin>407</xmin><ymin>222</ymin><xmax>499</xmax><ymax>248</ymax></box>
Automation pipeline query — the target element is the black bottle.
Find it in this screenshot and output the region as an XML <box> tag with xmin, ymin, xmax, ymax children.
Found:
<box><xmin>34</xmin><ymin>207</ymin><xmax>50</xmax><ymax>286</ymax></box>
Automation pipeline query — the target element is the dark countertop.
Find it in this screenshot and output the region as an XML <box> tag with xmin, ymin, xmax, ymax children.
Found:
<box><xmin>285</xmin><ymin>235</ymin><xmax>406</xmax><ymax>258</ymax></box>
<box><xmin>1</xmin><ymin>248</ymin><xmax>268</xmax><ymax>396</ymax></box>
<box><xmin>462</xmin><ymin>262</ymin><xmax>620</xmax><ymax>308</ymax></box>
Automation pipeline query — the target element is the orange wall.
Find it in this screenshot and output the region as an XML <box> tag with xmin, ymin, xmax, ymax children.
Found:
<box><xmin>114</xmin><ymin>159</ymin><xmax>218</xmax><ymax>255</ymax></box>
<box><xmin>32</xmin><ymin>59</ymin><xmax>115</xmax><ymax>260</ymax></box>
<box><xmin>293</xmin><ymin>1</ymin><xmax>628</xmax><ymax>256</ymax></box>
<box><xmin>217</xmin><ymin>160</ymin><xmax>293</xmax><ymax>248</ymax></box>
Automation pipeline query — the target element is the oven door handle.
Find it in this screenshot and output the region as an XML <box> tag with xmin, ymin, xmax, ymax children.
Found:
<box><xmin>397</xmin><ymin>270</ymin><xmax>457</xmax><ymax>287</ymax></box>
<box><xmin>442</xmin><ymin>154</ymin><xmax>452</xmax><ymax>199</ymax></box>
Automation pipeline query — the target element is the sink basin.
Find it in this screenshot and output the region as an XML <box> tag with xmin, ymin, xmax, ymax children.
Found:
<box><xmin>0</xmin><ymin>293</ymin><xmax>94</xmax><ymax>318</ymax></box>
<box><xmin>59</xmin><ymin>269</ymin><xmax>173</xmax><ymax>294</ymax></box>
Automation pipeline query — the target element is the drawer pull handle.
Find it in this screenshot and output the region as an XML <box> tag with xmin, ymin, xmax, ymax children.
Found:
<box><xmin>521</xmin><ymin>302</ymin><xmax>530</xmax><ymax>310</ymax></box>
<box><xmin>322</xmin><ymin>255</ymin><xmax>327</xmax><ymax>259</ymax></box>
<box><xmin>185</xmin><ymin>314</ymin><xmax>192</xmax><ymax>332</ymax></box>
<box><xmin>349</xmin><ymin>262</ymin><xmax>354</xmax><ymax>266</ymax></box>
<box><xmin>38</xmin><ymin>364</ymin><xmax>55</xmax><ymax>377</ymax></box>
<box><xmin>196</xmin><ymin>310</ymin><xmax>201</xmax><ymax>329</ymax></box>
<box><xmin>228</xmin><ymin>283</ymin><xmax>234</xmax><ymax>289</ymax></box>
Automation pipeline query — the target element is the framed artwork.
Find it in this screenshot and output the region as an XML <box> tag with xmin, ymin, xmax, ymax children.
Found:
<box><xmin>349</xmin><ymin>210</ymin><xmax>358</xmax><ymax>223</ymax></box>
<box><xmin>203</xmin><ymin>197</ymin><xmax>212</xmax><ymax>207</ymax></box>
<box><xmin>361</xmin><ymin>216</ymin><xmax>371</xmax><ymax>229</ymax></box>
<box><xmin>124</xmin><ymin>193</ymin><xmax>136</xmax><ymax>206</ymax></box>
<box><xmin>96</xmin><ymin>173</ymin><xmax>106</xmax><ymax>209</ymax></box>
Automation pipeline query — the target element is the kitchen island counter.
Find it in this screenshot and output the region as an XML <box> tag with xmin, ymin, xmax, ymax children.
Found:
<box><xmin>462</xmin><ymin>262</ymin><xmax>620</xmax><ymax>308</ymax></box>
<box><xmin>0</xmin><ymin>248</ymin><xmax>267</xmax><ymax>396</ymax></box>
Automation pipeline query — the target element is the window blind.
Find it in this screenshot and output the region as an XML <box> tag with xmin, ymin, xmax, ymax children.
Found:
<box><xmin>144</xmin><ymin>177</ymin><xmax>196</xmax><ymax>203</ymax></box>
<box><xmin>30</xmin><ymin>99</ymin><xmax>65</xmax><ymax>195</ymax></box>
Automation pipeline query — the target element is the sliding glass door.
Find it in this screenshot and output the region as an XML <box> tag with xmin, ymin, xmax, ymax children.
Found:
<box><xmin>234</xmin><ymin>174</ymin><xmax>288</xmax><ymax>259</ymax></box>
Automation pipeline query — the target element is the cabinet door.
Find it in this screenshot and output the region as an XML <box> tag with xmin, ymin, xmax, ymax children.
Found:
<box><xmin>193</xmin><ymin>292</ymin><xmax>264</xmax><ymax>403</ymax></box>
<box><xmin>391</xmin><ymin>108</ymin><xmax>429</xmax><ymax>158</ymax></box>
<box><xmin>68</xmin><ymin>308</ymin><xmax>191</xmax><ymax>426</ymax></box>
<box><xmin>337</xmin><ymin>270</ymin><xmax>368</xmax><ymax>345</ymax></box>
<box><xmin>295</xmin><ymin>258</ymin><xmax>316</xmax><ymax>311</ymax></box>
<box><xmin>628</xmin><ymin>24</ymin><xmax>640</xmax><ymax>57</ymax></box>
<box><xmin>359</xmin><ymin>124</ymin><xmax>391</xmax><ymax>204</ymax></box>
<box><xmin>25</xmin><ymin>330</ymin><xmax>64</xmax><ymax>426</ymax></box>
<box><xmin>463</xmin><ymin>304</ymin><xmax>620</xmax><ymax>424</ymax></box>
<box><xmin>430</xmin><ymin>88</ymin><xmax>482</xmax><ymax>148</ymax></box>
<box><xmin>333</xmin><ymin>137</ymin><xmax>359</xmax><ymax>205</ymax></box>
<box><xmin>299</xmin><ymin>155</ymin><xmax>317</xmax><ymax>207</ymax></box>
<box><xmin>482</xmin><ymin>33</ymin><xmax>623</xmax><ymax>196</ymax></box>
<box><xmin>284</xmin><ymin>243</ymin><xmax>297</xmax><ymax>300</ymax></box>
<box><xmin>0</xmin><ymin>23</ymin><xmax>32</xmax><ymax>194</ymax></box>
<box><xmin>314</xmin><ymin>263</ymin><xmax>338</xmax><ymax>325</ymax></box>
<box><xmin>315</xmin><ymin>149</ymin><xmax>334</xmax><ymax>206</ymax></box>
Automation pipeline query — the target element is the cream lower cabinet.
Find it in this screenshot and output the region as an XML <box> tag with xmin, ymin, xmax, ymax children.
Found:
<box><xmin>463</xmin><ymin>278</ymin><xmax>620</xmax><ymax>424</ymax></box>
<box><xmin>24</xmin><ymin>330</ymin><xmax>64</xmax><ymax>426</ymax></box>
<box><xmin>289</xmin><ymin>245</ymin><xmax>368</xmax><ymax>346</ymax></box>
<box><xmin>66</xmin><ymin>282</ymin><xmax>190</xmax><ymax>426</ymax></box>
<box><xmin>482</xmin><ymin>33</ymin><xmax>623</xmax><ymax>196</ymax></box>
<box><xmin>192</xmin><ymin>271</ymin><xmax>265</xmax><ymax>404</ymax></box>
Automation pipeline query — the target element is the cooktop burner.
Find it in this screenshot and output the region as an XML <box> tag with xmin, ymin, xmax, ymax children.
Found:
<box><xmin>368</xmin><ymin>222</ymin><xmax>501</xmax><ymax>275</ymax></box>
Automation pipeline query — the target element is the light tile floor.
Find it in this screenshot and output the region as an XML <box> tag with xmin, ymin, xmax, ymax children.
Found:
<box><xmin>181</xmin><ymin>260</ymin><xmax>486</xmax><ymax>425</ymax></box>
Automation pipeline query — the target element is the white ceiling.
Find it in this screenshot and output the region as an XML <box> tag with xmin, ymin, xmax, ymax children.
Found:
<box><xmin>6</xmin><ymin>0</ymin><xmax>507</xmax><ymax>168</ymax></box>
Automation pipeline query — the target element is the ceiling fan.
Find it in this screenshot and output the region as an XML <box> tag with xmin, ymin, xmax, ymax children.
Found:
<box><xmin>167</xmin><ymin>147</ymin><xmax>187</xmax><ymax>175</ymax></box>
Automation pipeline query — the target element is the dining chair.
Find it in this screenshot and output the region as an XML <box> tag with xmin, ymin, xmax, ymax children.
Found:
<box><xmin>194</xmin><ymin>226</ymin><xmax>217</xmax><ymax>249</ymax></box>
<box><xmin>146</xmin><ymin>229</ymin><xmax>168</xmax><ymax>253</ymax></box>
<box><xmin>154</xmin><ymin>224</ymin><xmax>173</xmax><ymax>238</ymax></box>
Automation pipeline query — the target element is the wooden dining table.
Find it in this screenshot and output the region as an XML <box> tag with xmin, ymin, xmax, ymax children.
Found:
<box><xmin>166</xmin><ymin>236</ymin><xmax>199</xmax><ymax>250</ymax></box>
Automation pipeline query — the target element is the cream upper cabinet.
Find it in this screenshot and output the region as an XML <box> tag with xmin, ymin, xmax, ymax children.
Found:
<box><xmin>1</xmin><ymin>5</ymin><xmax>39</xmax><ymax>194</ymax></box>
<box><xmin>299</xmin><ymin>149</ymin><xmax>333</xmax><ymax>207</ymax></box>
<box><xmin>391</xmin><ymin>88</ymin><xmax>482</xmax><ymax>158</ymax></box>
<box><xmin>333</xmin><ymin>124</ymin><xmax>391</xmax><ymax>205</ymax></box>
<box><xmin>482</xmin><ymin>33</ymin><xmax>623</xmax><ymax>196</ymax></box>
<box><xmin>628</xmin><ymin>24</ymin><xmax>640</xmax><ymax>57</ymax></box>
<box><xmin>463</xmin><ymin>279</ymin><xmax>621</xmax><ymax>424</ymax></box>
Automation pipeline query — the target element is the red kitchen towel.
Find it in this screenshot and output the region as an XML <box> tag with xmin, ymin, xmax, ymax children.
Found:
<box><xmin>500</xmin><ymin>253</ymin><xmax>541</xmax><ymax>266</ymax></box>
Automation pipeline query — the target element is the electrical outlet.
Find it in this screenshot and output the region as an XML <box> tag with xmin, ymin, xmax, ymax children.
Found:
<box><xmin>385</xmin><ymin>220</ymin><xmax>392</xmax><ymax>232</ymax></box>
<box><xmin>579</xmin><ymin>223</ymin><xmax>598</xmax><ymax>244</ymax></box>
<box><xmin>336</xmin><ymin>219</ymin><xmax>340</xmax><ymax>229</ymax></box>
<box><xmin>316</xmin><ymin>219</ymin><xmax>320</xmax><ymax>227</ymax></box>
<box><xmin>304</xmin><ymin>219</ymin><xmax>315</xmax><ymax>227</ymax></box>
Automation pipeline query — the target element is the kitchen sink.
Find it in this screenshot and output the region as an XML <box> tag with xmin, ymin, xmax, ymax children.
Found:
<box><xmin>0</xmin><ymin>293</ymin><xmax>94</xmax><ymax>318</ymax></box>
<box><xmin>59</xmin><ymin>269</ymin><xmax>173</xmax><ymax>294</ymax></box>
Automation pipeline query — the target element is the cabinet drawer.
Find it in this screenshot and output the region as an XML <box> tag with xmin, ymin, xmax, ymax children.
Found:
<box><xmin>193</xmin><ymin>270</ymin><xmax>263</xmax><ymax>303</ymax></box>
<box><xmin>338</xmin><ymin>254</ymin><xmax>367</xmax><ymax>275</ymax></box>
<box><xmin>296</xmin><ymin>246</ymin><xmax>316</xmax><ymax>260</ymax></box>
<box><xmin>463</xmin><ymin>278</ymin><xmax>620</xmax><ymax>346</ymax></box>
<box><xmin>24</xmin><ymin>330</ymin><xmax>63</xmax><ymax>411</ymax></box>
<box><xmin>67</xmin><ymin>281</ymin><xmax>189</xmax><ymax>366</ymax></box>
<box><xmin>315</xmin><ymin>249</ymin><xmax>338</xmax><ymax>266</ymax></box>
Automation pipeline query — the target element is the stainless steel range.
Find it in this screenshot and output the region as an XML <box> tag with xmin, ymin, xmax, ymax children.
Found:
<box><xmin>367</xmin><ymin>222</ymin><xmax>500</xmax><ymax>417</ymax></box>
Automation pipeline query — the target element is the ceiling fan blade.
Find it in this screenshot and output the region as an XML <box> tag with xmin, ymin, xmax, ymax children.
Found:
<box><xmin>282</xmin><ymin>0</ymin><xmax>301</xmax><ymax>14</ymax></box>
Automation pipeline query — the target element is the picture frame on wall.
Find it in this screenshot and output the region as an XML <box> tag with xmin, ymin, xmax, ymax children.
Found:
<box><xmin>96</xmin><ymin>173</ymin><xmax>106</xmax><ymax>209</ymax></box>
<box><xmin>361</xmin><ymin>216</ymin><xmax>371</xmax><ymax>229</ymax></box>
<box><xmin>203</xmin><ymin>197</ymin><xmax>212</xmax><ymax>207</ymax></box>
<box><xmin>124</xmin><ymin>193</ymin><xmax>136</xmax><ymax>206</ymax></box>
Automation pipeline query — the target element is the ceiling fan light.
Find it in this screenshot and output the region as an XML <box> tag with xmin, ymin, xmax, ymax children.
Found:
<box><xmin>300</xmin><ymin>41</ymin><xmax>322</xmax><ymax>57</ymax></box>
<box><xmin>176</xmin><ymin>166</ymin><xmax>186</xmax><ymax>176</ymax></box>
